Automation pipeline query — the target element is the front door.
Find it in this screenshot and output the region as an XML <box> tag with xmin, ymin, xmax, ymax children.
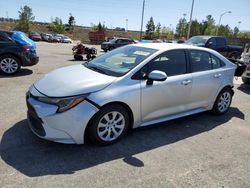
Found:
<box><xmin>140</xmin><ymin>50</ymin><xmax>192</xmax><ymax>124</ymax></box>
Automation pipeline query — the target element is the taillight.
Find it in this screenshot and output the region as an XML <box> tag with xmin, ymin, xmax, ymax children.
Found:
<box><xmin>22</xmin><ymin>45</ymin><xmax>30</xmax><ymax>51</ymax></box>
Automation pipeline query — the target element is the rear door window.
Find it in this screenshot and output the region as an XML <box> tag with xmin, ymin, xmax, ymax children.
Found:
<box><xmin>190</xmin><ymin>50</ymin><xmax>212</xmax><ymax>72</ymax></box>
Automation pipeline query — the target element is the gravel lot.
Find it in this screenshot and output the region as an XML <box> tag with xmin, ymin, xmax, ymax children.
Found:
<box><xmin>0</xmin><ymin>42</ymin><xmax>250</xmax><ymax>188</ymax></box>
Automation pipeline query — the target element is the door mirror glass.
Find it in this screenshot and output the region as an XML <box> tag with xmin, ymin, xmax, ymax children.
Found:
<box><xmin>148</xmin><ymin>70</ymin><xmax>167</xmax><ymax>81</ymax></box>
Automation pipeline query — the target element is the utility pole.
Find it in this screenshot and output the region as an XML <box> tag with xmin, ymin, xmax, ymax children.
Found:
<box><xmin>140</xmin><ymin>0</ymin><xmax>145</xmax><ymax>40</ymax></box>
<box><xmin>187</xmin><ymin>0</ymin><xmax>194</xmax><ymax>39</ymax></box>
<box><xmin>216</xmin><ymin>11</ymin><xmax>231</xmax><ymax>35</ymax></box>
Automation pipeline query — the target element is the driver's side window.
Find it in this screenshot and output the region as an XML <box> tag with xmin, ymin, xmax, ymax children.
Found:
<box><xmin>148</xmin><ymin>50</ymin><xmax>187</xmax><ymax>77</ymax></box>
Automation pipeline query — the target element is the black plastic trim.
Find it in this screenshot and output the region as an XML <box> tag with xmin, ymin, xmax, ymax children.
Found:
<box><xmin>85</xmin><ymin>99</ymin><xmax>101</xmax><ymax>109</ymax></box>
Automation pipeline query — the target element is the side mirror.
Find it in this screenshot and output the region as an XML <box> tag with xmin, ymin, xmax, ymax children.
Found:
<box><xmin>148</xmin><ymin>70</ymin><xmax>167</xmax><ymax>81</ymax></box>
<box><xmin>206</xmin><ymin>41</ymin><xmax>213</xmax><ymax>47</ymax></box>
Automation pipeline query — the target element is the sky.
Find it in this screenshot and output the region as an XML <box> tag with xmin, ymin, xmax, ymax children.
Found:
<box><xmin>0</xmin><ymin>0</ymin><xmax>250</xmax><ymax>32</ymax></box>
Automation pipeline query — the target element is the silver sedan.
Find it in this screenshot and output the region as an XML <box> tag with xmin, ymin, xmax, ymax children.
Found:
<box><xmin>26</xmin><ymin>43</ymin><xmax>236</xmax><ymax>145</ymax></box>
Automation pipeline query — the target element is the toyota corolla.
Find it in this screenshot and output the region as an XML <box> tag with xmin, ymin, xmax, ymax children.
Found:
<box><xmin>26</xmin><ymin>43</ymin><xmax>236</xmax><ymax>145</ymax></box>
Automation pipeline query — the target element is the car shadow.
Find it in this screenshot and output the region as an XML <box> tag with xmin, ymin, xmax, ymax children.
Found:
<box><xmin>237</xmin><ymin>84</ymin><xmax>250</xmax><ymax>95</ymax></box>
<box><xmin>0</xmin><ymin>107</ymin><xmax>244</xmax><ymax>177</ymax></box>
<box><xmin>0</xmin><ymin>69</ymin><xmax>33</xmax><ymax>77</ymax></box>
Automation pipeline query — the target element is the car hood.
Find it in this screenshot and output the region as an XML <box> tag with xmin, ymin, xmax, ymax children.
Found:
<box><xmin>34</xmin><ymin>64</ymin><xmax>116</xmax><ymax>97</ymax></box>
<box><xmin>185</xmin><ymin>43</ymin><xmax>205</xmax><ymax>47</ymax></box>
<box><xmin>102</xmin><ymin>42</ymin><xmax>111</xmax><ymax>45</ymax></box>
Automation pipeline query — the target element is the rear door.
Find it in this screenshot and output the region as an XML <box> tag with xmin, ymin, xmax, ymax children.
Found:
<box><xmin>187</xmin><ymin>50</ymin><xmax>224</xmax><ymax>109</ymax></box>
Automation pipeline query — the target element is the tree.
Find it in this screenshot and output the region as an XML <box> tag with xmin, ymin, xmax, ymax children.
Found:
<box><xmin>17</xmin><ymin>5</ymin><xmax>35</xmax><ymax>32</ymax></box>
<box><xmin>161</xmin><ymin>26</ymin><xmax>173</xmax><ymax>40</ymax></box>
<box><xmin>189</xmin><ymin>19</ymin><xmax>202</xmax><ymax>37</ymax></box>
<box><xmin>145</xmin><ymin>17</ymin><xmax>155</xmax><ymax>39</ymax></box>
<box><xmin>68</xmin><ymin>13</ymin><xmax>75</xmax><ymax>30</ymax></box>
<box><xmin>49</xmin><ymin>17</ymin><xmax>65</xmax><ymax>33</ymax></box>
<box><xmin>233</xmin><ymin>27</ymin><xmax>239</xmax><ymax>37</ymax></box>
<box><xmin>175</xmin><ymin>17</ymin><xmax>187</xmax><ymax>37</ymax></box>
<box><xmin>217</xmin><ymin>24</ymin><xmax>233</xmax><ymax>37</ymax></box>
<box><xmin>155</xmin><ymin>22</ymin><xmax>161</xmax><ymax>39</ymax></box>
<box><xmin>201</xmin><ymin>15</ymin><xmax>216</xmax><ymax>35</ymax></box>
<box><xmin>91</xmin><ymin>22</ymin><xmax>106</xmax><ymax>31</ymax></box>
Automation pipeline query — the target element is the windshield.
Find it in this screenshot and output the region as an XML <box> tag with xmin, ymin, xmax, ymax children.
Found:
<box><xmin>84</xmin><ymin>45</ymin><xmax>157</xmax><ymax>77</ymax></box>
<box><xmin>185</xmin><ymin>36</ymin><xmax>209</xmax><ymax>45</ymax></box>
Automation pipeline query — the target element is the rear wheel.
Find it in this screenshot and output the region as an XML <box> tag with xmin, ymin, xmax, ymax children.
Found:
<box><xmin>86</xmin><ymin>54</ymin><xmax>91</xmax><ymax>60</ymax></box>
<box><xmin>0</xmin><ymin>55</ymin><xmax>21</xmax><ymax>75</ymax></box>
<box><xmin>88</xmin><ymin>104</ymin><xmax>130</xmax><ymax>145</ymax></box>
<box><xmin>212</xmin><ymin>88</ymin><xmax>233</xmax><ymax>115</ymax></box>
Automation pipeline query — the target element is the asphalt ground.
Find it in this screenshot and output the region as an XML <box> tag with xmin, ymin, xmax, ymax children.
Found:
<box><xmin>0</xmin><ymin>42</ymin><xmax>250</xmax><ymax>188</ymax></box>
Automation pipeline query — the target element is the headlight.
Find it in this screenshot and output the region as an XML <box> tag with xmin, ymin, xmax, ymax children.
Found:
<box><xmin>37</xmin><ymin>95</ymin><xmax>88</xmax><ymax>113</ymax></box>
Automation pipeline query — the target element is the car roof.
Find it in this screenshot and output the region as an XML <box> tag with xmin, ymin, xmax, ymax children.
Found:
<box><xmin>132</xmin><ymin>42</ymin><xmax>213</xmax><ymax>52</ymax></box>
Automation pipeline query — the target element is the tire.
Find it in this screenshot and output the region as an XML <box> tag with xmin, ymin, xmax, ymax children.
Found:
<box><xmin>88</xmin><ymin>104</ymin><xmax>130</xmax><ymax>146</ymax></box>
<box><xmin>212</xmin><ymin>88</ymin><xmax>233</xmax><ymax>115</ymax></box>
<box><xmin>86</xmin><ymin>54</ymin><xmax>91</xmax><ymax>60</ymax></box>
<box><xmin>109</xmin><ymin>46</ymin><xmax>114</xmax><ymax>51</ymax></box>
<box><xmin>0</xmin><ymin>55</ymin><xmax>21</xmax><ymax>75</ymax></box>
<box><xmin>242</xmin><ymin>77</ymin><xmax>250</xmax><ymax>85</ymax></box>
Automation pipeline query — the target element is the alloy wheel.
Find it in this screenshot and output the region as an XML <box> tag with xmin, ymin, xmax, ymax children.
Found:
<box><xmin>0</xmin><ymin>58</ymin><xmax>18</xmax><ymax>74</ymax></box>
<box><xmin>217</xmin><ymin>92</ymin><xmax>231</xmax><ymax>113</ymax></box>
<box><xmin>97</xmin><ymin>111</ymin><xmax>125</xmax><ymax>141</ymax></box>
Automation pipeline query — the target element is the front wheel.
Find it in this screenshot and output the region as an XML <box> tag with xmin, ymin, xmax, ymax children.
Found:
<box><xmin>212</xmin><ymin>88</ymin><xmax>233</xmax><ymax>115</ymax></box>
<box><xmin>88</xmin><ymin>104</ymin><xmax>130</xmax><ymax>145</ymax></box>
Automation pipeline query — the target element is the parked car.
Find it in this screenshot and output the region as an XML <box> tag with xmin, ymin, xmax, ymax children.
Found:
<box><xmin>61</xmin><ymin>36</ymin><xmax>72</xmax><ymax>43</ymax></box>
<box><xmin>29</xmin><ymin>32</ymin><xmax>42</xmax><ymax>41</ymax></box>
<box><xmin>41</xmin><ymin>33</ymin><xmax>52</xmax><ymax>42</ymax></box>
<box><xmin>101</xmin><ymin>37</ymin><xmax>135</xmax><ymax>52</ymax></box>
<box><xmin>0</xmin><ymin>31</ymin><xmax>39</xmax><ymax>75</ymax></box>
<box><xmin>26</xmin><ymin>43</ymin><xmax>236</xmax><ymax>145</ymax></box>
<box><xmin>242</xmin><ymin>64</ymin><xmax>250</xmax><ymax>84</ymax></box>
<box><xmin>52</xmin><ymin>34</ymin><xmax>62</xmax><ymax>42</ymax></box>
<box><xmin>185</xmin><ymin>36</ymin><xmax>243</xmax><ymax>59</ymax></box>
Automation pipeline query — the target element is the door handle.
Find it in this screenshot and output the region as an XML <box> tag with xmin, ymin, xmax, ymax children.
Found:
<box><xmin>214</xmin><ymin>73</ymin><xmax>222</xmax><ymax>78</ymax></box>
<box><xmin>181</xmin><ymin>80</ymin><xmax>192</xmax><ymax>85</ymax></box>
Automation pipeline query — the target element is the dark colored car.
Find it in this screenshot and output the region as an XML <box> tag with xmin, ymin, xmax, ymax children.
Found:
<box><xmin>0</xmin><ymin>31</ymin><xmax>39</xmax><ymax>75</ymax></box>
<box><xmin>185</xmin><ymin>36</ymin><xmax>243</xmax><ymax>59</ymax></box>
<box><xmin>101</xmin><ymin>38</ymin><xmax>135</xmax><ymax>52</ymax></box>
<box><xmin>29</xmin><ymin>32</ymin><xmax>42</xmax><ymax>41</ymax></box>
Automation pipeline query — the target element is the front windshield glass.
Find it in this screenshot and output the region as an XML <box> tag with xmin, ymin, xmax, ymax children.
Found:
<box><xmin>84</xmin><ymin>46</ymin><xmax>157</xmax><ymax>77</ymax></box>
<box><xmin>185</xmin><ymin>36</ymin><xmax>209</xmax><ymax>45</ymax></box>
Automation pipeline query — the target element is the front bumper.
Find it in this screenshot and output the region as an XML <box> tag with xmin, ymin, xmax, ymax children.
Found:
<box><xmin>26</xmin><ymin>91</ymin><xmax>99</xmax><ymax>144</ymax></box>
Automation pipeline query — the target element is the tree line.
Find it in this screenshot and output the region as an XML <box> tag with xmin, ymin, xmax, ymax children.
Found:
<box><xmin>2</xmin><ymin>5</ymin><xmax>250</xmax><ymax>39</ymax></box>
<box><xmin>145</xmin><ymin>15</ymin><xmax>250</xmax><ymax>39</ymax></box>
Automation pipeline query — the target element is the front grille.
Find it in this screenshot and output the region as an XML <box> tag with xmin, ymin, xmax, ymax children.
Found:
<box><xmin>27</xmin><ymin>100</ymin><xmax>46</xmax><ymax>137</ymax></box>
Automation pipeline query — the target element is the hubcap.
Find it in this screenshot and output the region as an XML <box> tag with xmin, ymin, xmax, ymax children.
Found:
<box><xmin>97</xmin><ymin>111</ymin><xmax>125</xmax><ymax>141</ymax></box>
<box><xmin>0</xmin><ymin>58</ymin><xmax>18</xmax><ymax>74</ymax></box>
<box><xmin>218</xmin><ymin>92</ymin><xmax>231</xmax><ymax>113</ymax></box>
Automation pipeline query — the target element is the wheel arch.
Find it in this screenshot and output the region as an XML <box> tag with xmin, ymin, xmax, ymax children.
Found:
<box><xmin>0</xmin><ymin>53</ymin><xmax>23</xmax><ymax>66</ymax></box>
<box><xmin>84</xmin><ymin>101</ymin><xmax>134</xmax><ymax>142</ymax></box>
